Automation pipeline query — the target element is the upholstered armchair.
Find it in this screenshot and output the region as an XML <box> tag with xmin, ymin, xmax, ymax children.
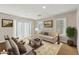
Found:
<box><xmin>4</xmin><ymin>35</ymin><xmax>36</xmax><ymax>55</ymax></box>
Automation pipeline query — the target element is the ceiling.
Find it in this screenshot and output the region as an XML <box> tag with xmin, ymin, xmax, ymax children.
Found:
<box><xmin>0</xmin><ymin>4</ymin><xmax>78</xmax><ymax>20</ymax></box>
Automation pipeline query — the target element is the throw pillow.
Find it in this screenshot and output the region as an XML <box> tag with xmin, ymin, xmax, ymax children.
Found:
<box><xmin>11</xmin><ymin>37</ymin><xmax>18</xmax><ymax>43</ymax></box>
<box><xmin>4</xmin><ymin>35</ymin><xmax>10</xmax><ymax>40</ymax></box>
<box><xmin>34</xmin><ymin>38</ymin><xmax>40</xmax><ymax>42</ymax></box>
<box><xmin>44</xmin><ymin>32</ymin><xmax>49</xmax><ymax>35</ymax></box>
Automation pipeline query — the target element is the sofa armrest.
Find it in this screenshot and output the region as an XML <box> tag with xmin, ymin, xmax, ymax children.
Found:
<box><xmin>53</xmin><ymin>36</ymin><xmax>58</xmax><ymax>40</ymax></box>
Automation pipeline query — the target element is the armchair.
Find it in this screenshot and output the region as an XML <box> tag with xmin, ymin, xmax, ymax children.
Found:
<box><xmin>4</xmin><ymin>35</ymin><xmax>36</xmax><ymax>55</ymax></box>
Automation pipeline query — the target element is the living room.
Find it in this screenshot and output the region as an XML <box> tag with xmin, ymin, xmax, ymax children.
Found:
<box><xmin>0</xmin><ymin>4</ymin><xmax>79</xmax><ymax>55</ymax></box>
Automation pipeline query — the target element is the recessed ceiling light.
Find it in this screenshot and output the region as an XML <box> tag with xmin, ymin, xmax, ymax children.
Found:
<box><xmin>42</xmin><ymin>6</ymin><xmax>46</xmax><ymax>9</ymax></box>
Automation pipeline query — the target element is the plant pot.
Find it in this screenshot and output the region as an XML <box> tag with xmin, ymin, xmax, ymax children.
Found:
<box><xmin>67</xmin><ymin>40</ymin><xmax>73</xmax><ymax>46</ymax></box>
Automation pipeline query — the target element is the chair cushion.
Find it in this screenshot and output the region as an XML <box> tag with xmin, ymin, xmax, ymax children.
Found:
<box><xmin>9</xmin><ymin>39</ymin><xmax>20</xmax><ymax>55</ymax></box>
<box><xmin>16</xmin><ymin>42</ymin><xmax>27</xmax><ymax>54</ymax></box>
<box><xmin>12</xmin><ymin>38</ymin><xmax>27</xmax><ymax>54</ymax></box>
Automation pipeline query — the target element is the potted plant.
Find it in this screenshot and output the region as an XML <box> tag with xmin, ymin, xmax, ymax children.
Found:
<box><xmin>66</xmin><ymin>27</ymin><xmax>77</xmax><ymax>46</ymax></box>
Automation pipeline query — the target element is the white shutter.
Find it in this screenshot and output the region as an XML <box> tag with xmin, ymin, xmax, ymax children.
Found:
<box><xmin>16</xmin><ymin>21</ymin><xmax>31</xmax><ymax>38</ymax></box>
<box><xmin>56</xmin><ymin>18</ymin><xmax>67</xmax><ymax>36</ymax></box>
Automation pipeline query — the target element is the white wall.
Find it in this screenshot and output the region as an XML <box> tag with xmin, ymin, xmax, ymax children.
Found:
<box><xmin>77</xmin><ymin>9</ymin><xmax>79</xmax><ymax>53</ymax></box>
<box><xmin>0</xmin><ymin>12</ymin><xmax>34</xmax><ymax>42</ymax></box>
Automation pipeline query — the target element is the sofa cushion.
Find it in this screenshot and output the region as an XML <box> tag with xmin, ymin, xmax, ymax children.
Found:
<box><xmin>38</xmin><ymin>34</ymin><xmax>58</xmax><ymax>43</ymax></box>
<box><xmin>51</xmin><ymin>32</ymin><xmax>58</xmax><ymax>37</ymax></box>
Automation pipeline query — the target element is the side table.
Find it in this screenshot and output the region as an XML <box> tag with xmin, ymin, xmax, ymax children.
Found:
<box><xmin>67</xmin><ymin>40</ymin><xmax>73</xmax><ymax>46</ymax></box>
<box><xmin>0</xmin><ymin>42</ymin><xmax>7</xmax><ymax>54</ymax></box>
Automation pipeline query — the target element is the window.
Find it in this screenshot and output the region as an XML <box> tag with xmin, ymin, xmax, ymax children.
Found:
<box><xmin>56</xmin><ymin>18</ymin><xmax>67</xmax><ymax>36</ymax></box>
<box><xmin>36</xmin><ymin>21</ymin><xmax>43</xmax><ymax>32</ymax></box>
<box><xmin>15</xmin><ymin>21</ymin><xmax>31</xmax><ymax>38</ymax></box>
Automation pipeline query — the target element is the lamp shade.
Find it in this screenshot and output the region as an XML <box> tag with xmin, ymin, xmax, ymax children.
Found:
<box><xmin>35</xmin><ymin>28</ymin><xmax>39</xmax><ymax>31</ymax></box>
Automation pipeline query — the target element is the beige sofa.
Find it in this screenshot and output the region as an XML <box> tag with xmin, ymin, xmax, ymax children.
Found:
<box><xmin>38</xmin><ymin>35</ymin><xmax>58</xmax><ymax>43</ymax></box>
<box><xmin>31</xmin><ymin>32</ymin><xmax>59</xmax><ymax>44</ymax></box>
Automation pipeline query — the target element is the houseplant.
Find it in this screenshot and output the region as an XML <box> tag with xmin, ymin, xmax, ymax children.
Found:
<box><xmin>66</xmin><ymin>27</ymin><xmax>77</xmax><ymax>46</ymax></box>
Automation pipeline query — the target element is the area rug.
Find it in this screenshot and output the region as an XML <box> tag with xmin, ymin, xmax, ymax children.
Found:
<box><xmin>34</xmin><ymin>41</ymin><xmax>63</xmax><ymax>55</ymax></box>
<box><xmin>28</xmin><ymin>43</ymin><xmax>43</xmax><ymax>49</ymax></box>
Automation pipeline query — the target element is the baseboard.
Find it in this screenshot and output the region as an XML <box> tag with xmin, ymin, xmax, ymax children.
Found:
<box><xmin>60</xmin><ymin>40</ymin><xmax>67</xmax><ymax>44</ymax></box>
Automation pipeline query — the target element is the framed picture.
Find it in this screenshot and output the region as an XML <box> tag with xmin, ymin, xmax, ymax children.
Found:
<box><xmin>2</xmin><ymin>19</ymin><xmax>13</xmax><ymax>27</ymax></box>
<box><xmin>44</xmin><ymin>20</ymin><xmax>53</xmax><ymax>28</ymax></box>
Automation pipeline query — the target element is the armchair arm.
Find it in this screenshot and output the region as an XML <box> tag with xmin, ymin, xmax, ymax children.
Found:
<box><xmin>23</xmin><ymin>44</ymin><xmax>35</xmax><ymax>55</ymax></box>
<box><xmin>5</xmin><ymin>40</ymin><xmax>13</xmax><ymax>54</ymax></box>
<box><xmin>22</xmin><ymin>49</ymin><xmax>36</xmax><ymax>55</ymax></box>
<box><xmin>22</xmin><ymin>50</ymin><xmax>32</xmax><ymax>55</ymax></box>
